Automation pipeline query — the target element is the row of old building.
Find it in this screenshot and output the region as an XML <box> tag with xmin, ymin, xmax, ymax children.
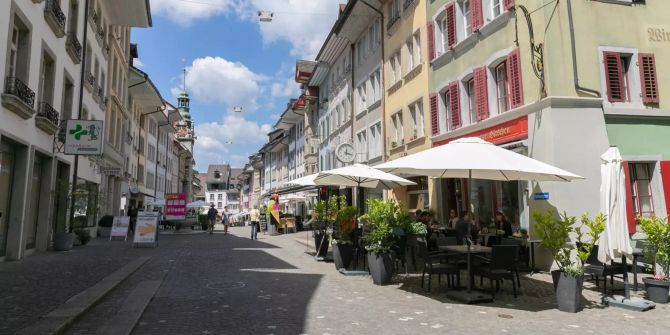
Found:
<box><xmin>235</xmin><ymin>0</ymin><xmax>670</xmax><ymax>240</ymax></box>
<box><xmin>0</xmin><ymin>0</ymin><xmax>197</xmax><ymax>261</ymax></box>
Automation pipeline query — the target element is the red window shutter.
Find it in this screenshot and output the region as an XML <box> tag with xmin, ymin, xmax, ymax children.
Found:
<box><xmin>622</xmin><ymin>161</ymin><xmax>637</xmax><ymax>233</ymax></box>
<box><xmin>507</xmin><ymin>49</ymin><xmax>524</xmax><ymax>109</ymax></box>
<box><xmin>639</xmin><ymin>53</ymin><xmax>659</xmax><ymax>103</ymax></box>
<box><xmin>661</xmin><ymin>161</ymin><xmax>670</xmax><ymax>225</ymax></box>
<box><xmin>603</xmin><ymin>52</ymin><xmax>625</xmax><ymax>103</ymax></box>
<box><xmin>504</xmin><ymin>0</ymin><xmax>515</xmax><ymax>10</ymax></box>
<box><xmin>473</xmin><ymin>67</ymin><xmax>489</xmax><ymax>121</ymax></box>
<box><xmin>429</xmin><ymin>93</ymin><xmax>439</xmax><ymax>136</ymax></box>
<box><xmin>449</xmin><ymin>81</ymin><xmax>461</xmax><ymax>129</ymax></box>
<box><xmin>471</xmin><ymin>0</ymin><xmax>484</xmax><ymax>32</ymax></box>
<box><xmin>427</xmin><ymin>22</ymin><xmax>436</xmax><ymax>62</ymax></box>
<box><xmin>446</xmin><ymin>2</ymin><xmax>457</xmax><ymax>48</ymax></box>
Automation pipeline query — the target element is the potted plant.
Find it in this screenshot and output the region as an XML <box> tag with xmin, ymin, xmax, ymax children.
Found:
<box><xmin>75</xmin><ymin>229</ymin><xmax>92</xmax><ymax>246</ymax></box>
<box><xmin>332</xmin><ymin>196</ymin><xmax>358</xmax><ymax>270</ymax></box>
<box><xmin>198</xmin><ymin>213</ymin><xmax>209</xmax><ymax>230</ymax></box>
<box><xmin>97</xmin><ymin>215</ymin><xmax>114</xmax><ymax>237</ymax></box>
<box><xmin>534</xmin><ymin>210</ymin><xmax>606</xmax><ymax>313</ymax></box>
<box><xmin>362</xmin><ymin>198</ymin><xmax>405</xmax><ymax>285</ymax></box>
<box><xmin>639</xmin><ymin>216</ymin><xmax>670</xmax><ymax>303</ymax></box>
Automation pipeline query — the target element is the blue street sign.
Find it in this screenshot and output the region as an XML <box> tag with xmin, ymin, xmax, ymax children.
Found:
<box><xmin>534</xmin><ymin>192</ymin><xmax>550</xmax><ymax>200</ymax></box>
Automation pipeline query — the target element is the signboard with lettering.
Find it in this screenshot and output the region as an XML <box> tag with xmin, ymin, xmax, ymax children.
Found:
<box><xmin>133</xmin><ymin>212</ymin><xmax>159</xmax><ymax>247</ymax></box>
<box><xmin>110</xmin><ymin>216</ymin><xmax>130</xmax><ymax>240</ymax></box>
<box><xmin>64</xmin><ymin>120</ymin><xmax>104</xmax><ymax>155</ymax></box>
<box><xmin>165</xmin><ymin>193</ymin><xmax>186</xmax><ymax>220</ymax></box>
<box><xmin>433</xmin><ymin>116</ymin><xmax>528</xmax><ymax>147</ymax></box>
<box><xmin>534</xmin><ymin>192</ymin><xmax>550</xmax><ymax>200</ymax></box>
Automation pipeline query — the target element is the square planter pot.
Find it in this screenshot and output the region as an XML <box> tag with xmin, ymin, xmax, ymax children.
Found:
<box><xmin>643</xmin><ymin>278</ymin><xmax>670</xmax><ymax>304</ymax></box>
<box><xmin>98</xmin><ymin>226</ymin><xmax>111</xmax><ymax>237</ymax></box>
<box><xmin>332</xmin><ymin>243</ymin><xmax>353</xmax><ymax>270</ymax></box>
<box><xmin>556</xmin><ymin>272</ymin><xmax>584</xmax><ymax>313</ymax></box>
<box><xmin>367</xmin><ymin>252</ymin><xmax>394</xmax><ymax>285</ymax></box>
<box><xmin>313</xmin><ymin>233</ymin><xmax>329</xmax><ymax>258</ymax></box>
<box><xmin>54</xmin><ymin>232</ymin><xmax>75</xmax><ymax>251</ymax></box>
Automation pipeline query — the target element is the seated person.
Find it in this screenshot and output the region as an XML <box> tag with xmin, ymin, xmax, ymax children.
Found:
<box><xmin>455</xmin><ymin>212</ymin><xmax>479</xmax><ymax>245</ymax></box>
<box><xmin>494</xmin><ymin>210</ymin><xmax>513</xmax><ymax>237</ymax></box>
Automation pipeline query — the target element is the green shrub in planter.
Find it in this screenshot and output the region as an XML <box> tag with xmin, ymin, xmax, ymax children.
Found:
<box><xmin>75</xmin><ymin>229</ymin><xmax>91</xmax><ymax>246</ymax></box>
<box><xmin>639</xmin><ymin>216</ymin><xmax>670</xmax><ymax>303</ymax></box>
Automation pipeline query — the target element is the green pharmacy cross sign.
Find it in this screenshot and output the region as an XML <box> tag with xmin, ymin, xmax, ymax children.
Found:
<box><xmin>64</xmin><ymin>120</ymin><xmax>104</xmax><ymax>155</ymax></box>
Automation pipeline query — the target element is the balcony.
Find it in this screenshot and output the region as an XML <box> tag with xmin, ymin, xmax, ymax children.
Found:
<box><xmin>88</xmin><ymin>9</ymin><xmax>98</xmax><ymax>31</ymax></box>
<box><xmin>92</xmin><ymin>83</ymin><xmax>101</xmax><ymax>103</ymax></box>
<box><xmin>44</xmin><ymin>0</ymin><xmax>66</xmax><ymax>37</ymax></box>
<box><xmin>403</xmin><ymin>0</ymin><xmax>416</xmax><ymax>11</ymax></box>
<box><xmin>95</xmin><ymin>25</ymin><xmax>105</xmax><ymax>46</ymax></box>
<box><xmin>66</xmin><ymin>33</ymin><xmax>82</xmax><ymax>64</ymax></box>
<box><xmin>2</xmin><ymin>77</ymin><xmax>36</xmax><ymax>119</ymax></box>
<box><xmin>85</xmin><ymin>73</ymin><xmax>95</xmax><ymax>93</ymax></box>
<box><xmin>35</xmin><ymin>102</ymin><xmax>59</xmax><ymax>135</ymax></box>
<box><xmin>97</xmin><ymin>86</ymin><xmax>105</xmax><ymax>106</ymax></box>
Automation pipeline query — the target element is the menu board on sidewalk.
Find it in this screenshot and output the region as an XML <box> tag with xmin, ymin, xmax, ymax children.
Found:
<box><xmin>165</xmin><ymin>193</ymin><xmax>186</xmax><ymax>220</ymax></box>
<box><xmin>133</xmin><ymin>212</ymin><xmax>159</xmax><ymax>248</ymax></box>
<box><xmin>110</xmin><ymin>216</ymin><xmax>130</xmax><ymax>240</ymax></box>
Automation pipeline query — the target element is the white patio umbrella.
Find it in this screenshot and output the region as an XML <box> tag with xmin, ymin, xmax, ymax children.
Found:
<box><xmin>315</xmin><ymin>163</ymin><xmax>416</xmax><ymax>189</ymax></box>
<box><xmin>376</xmin><ymin>137</ymin><xmax>583</xmax><ymax>303</ymax></box>
<box><xmin>598</xmin><ymin>147</ymin><xmax>654</xmax><ymax>310</ymax></box>
<box><xmin>598</xmin><ymin>147</ymin><xmax>632</xmax><ymax>263</ymax></box>
<box><xmin>285</xmin><ymin>173</ymin><xmax>318</xmax><ymax>186</ymax></box>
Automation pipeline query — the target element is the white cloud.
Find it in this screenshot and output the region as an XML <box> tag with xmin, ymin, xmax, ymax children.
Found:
<box><xmin>152</xmin><ymin>0</ymin><xmax>340</xmax><ymax>59</ymax></box>
<box><xmin>271</xmin><ymin>76</ymin><xmax>300</xmax><ymax>97</ymax></box>
<box><xmin>149</xmin><ymin>0</ymin><xmax>244</xmax><ymax>26</ymax></box>
<box><xmin>134</xmin><ymin>59</ymin><xmax>145</xmax><ymax>68</ymax></box>
<box><xmin>174</xmin><ymin>56</ymin><xmax>267</xmax><ymax>111</ymax></box>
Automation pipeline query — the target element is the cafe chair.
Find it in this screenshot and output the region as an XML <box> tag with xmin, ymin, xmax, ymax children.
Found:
<box><xmin>500</xmin><ymin>238</ymin><xmax>524</xmax><ymax>288</ymax></box>
<box><xmin>473</xmin><ymin>245</ymin><xmax>519</xmax><ymax>299</ymax></box>
<box><xmin>580</xmin><ymin>244</ymin><xmax>625</xmax><ymax>294</ymax></box>
<box><xmin>417</xmin><ymin>236</ymin><xmax>460</xmax><ymax>292</ymax></box>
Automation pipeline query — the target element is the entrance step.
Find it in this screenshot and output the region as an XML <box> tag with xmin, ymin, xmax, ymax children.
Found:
<box><xmin>16</xmin><ymin>256</ymin><xmax>151</xmax><ymax>335</ymax></box>
<box><xmin>95</xmin><ymin>280</ymin><xmax>163</xmax><ymax>335</ymax></box>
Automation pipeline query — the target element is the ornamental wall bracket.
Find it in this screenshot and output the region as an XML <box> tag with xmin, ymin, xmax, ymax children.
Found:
<box><xmin>514</xmin><ymin>5</ymin><xmax>547</xmax><ymax>99</ymax></box>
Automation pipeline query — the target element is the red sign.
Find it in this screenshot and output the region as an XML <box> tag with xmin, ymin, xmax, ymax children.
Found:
<box><xmin>165</xmin><ymin>193</ymin><xmax>186</xmax><ymax>220</ymax></box>
<box><xmin>433</xmin><ymin>116</ymin><xmax>528</xmax><ymax>147</ymax></box>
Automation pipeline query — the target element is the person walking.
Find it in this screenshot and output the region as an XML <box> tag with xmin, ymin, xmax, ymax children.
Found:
<box><xmin>222</xmin><ymin>206</ymin><xmax>230</xmax><ymax>235</ymax></box>
<box><xmin>207</xmin><ymin>204</ymin><xmax>218</xmax><ymax>235</ymax></box>
<box><xmin>249</xmin><ymin>205</ymin><xmax>260</xmax><ymax>240</ymax></box>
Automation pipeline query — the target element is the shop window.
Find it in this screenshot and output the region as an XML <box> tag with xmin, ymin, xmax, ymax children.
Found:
<box><xmin>629</xmin><ymin>163</ymin><xmax>654</xmax><ymax>217</ymax></box>
<box><xmin>407</xmin><ymin>177</ymin><xmax>429</xmax><ymax>211</ymax></box>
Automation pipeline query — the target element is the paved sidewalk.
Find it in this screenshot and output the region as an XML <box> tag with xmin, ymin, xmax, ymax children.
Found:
<box><xmin>0</xmin><ymin>238</ymin><xmax>157</xmax><ymax>335</ymax></box>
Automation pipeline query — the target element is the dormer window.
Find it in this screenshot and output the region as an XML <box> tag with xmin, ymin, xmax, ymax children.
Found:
<box><xmin>214</xmin><ymin>170</ymin><xmax>221</xmax><ymax>179</ymax></box>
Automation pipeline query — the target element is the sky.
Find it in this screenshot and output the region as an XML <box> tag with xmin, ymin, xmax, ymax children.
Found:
<box><xmin>132</xmin><ymin>0</ymin><xmax>341</xmax><ymax>171</ymax></box>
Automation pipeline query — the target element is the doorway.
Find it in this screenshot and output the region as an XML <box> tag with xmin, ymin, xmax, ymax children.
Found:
<box><xmin>25</xmin><ymin>154</ymin><xmax>45</xmax><ymax>249</ymax></box>
<box><xmin>0</xmin><ymin>141</ymin><xmax>17</xmax><ymax>257</ymax></box>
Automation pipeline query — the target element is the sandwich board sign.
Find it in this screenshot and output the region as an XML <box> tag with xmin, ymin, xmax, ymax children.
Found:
<box><xmin>133</xmin><ymin>211</ymin><xmax>159</xmax><ymax>248</ymax></box>
<box><xmin>64</xmin><ymin>120</ymin><xmax>104</xmax><ymax>155</ymax></box>
<box><xmin>110</xmin><ymin>216</ymin><xmax>130</xmax><ymax>240</ymax></box>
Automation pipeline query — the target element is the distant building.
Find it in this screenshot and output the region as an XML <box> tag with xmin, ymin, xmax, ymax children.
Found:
<box><xmin>203</xmin><ymin>164</ymin><xmax>243</xmax><ymax>214</ymax></box>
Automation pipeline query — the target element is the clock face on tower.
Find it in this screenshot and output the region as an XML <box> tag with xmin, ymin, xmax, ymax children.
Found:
<box><xmin>336</xmin><ymin>143</ymin><xmax>355</xmax><ymax>163</ymax></box>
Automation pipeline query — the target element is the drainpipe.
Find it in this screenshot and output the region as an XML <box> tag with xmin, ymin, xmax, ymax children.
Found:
<box><xmin>68</xmin><ymin>0</ymin><xmax>90</xmax><ymax>234</ymax></box>
<box><xmin>566</xmin><ymin>0</ymin><xmax>601</xmax><ymax>97</ymax></box>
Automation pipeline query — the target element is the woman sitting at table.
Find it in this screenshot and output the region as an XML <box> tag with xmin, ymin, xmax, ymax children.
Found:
<box><xmin>455</xmin><ymin>212</ymin><xmax>479</xmax><ymax>245</ymax></box>
<box><xmin>487</xmin><ymin>210</ymin><xmax>513</xmax><ymax>246</ymax></box>
<box><xmin>447</xmin><ymin>209</ymin><xmax>458</xmax><ymax>229</ymax></box>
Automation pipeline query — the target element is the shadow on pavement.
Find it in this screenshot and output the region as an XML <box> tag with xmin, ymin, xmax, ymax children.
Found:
<box><xmin>133</xmin><ymin>234</ymin><xmax>322</xmax><ymax>335</ymax></box>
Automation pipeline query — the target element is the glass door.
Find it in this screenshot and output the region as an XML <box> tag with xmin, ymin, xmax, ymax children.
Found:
<box><xmin>0</xmin><ymin>142</ymin><xmax>16</xmax><ymax>257</ymax></box>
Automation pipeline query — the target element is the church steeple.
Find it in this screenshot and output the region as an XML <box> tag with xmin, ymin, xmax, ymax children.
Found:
<box><xmin>177</xmin><ymin>91</ymin><xmax>191</xmax><ymax>121</ymax></box>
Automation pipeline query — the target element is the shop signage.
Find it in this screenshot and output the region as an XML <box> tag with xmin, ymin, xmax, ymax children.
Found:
<box><xmin>165</xmin><ymin>193</ymin><xmax>186</xmax><ymax>220</ymax></box>
<box><xmin>133</xmin><ymin>212</ymin><xmax>159</xmax><ymax>247</ymax></box>
<box><xmin>100</xmin><ymin>167</ymin><xmax>121</xmax><ymax>176</ymax></box>
<box><xmin>534</xmin><ymin>192</ymin><xmax>550</xmax><ymax>200</ymax></box>
<box><xmin>645</xmin><ymin>25</ymin><xmax>670</xmax><ymax>46</ymax></box>
<box><xmin>64</xmin><ymin>120</ymin><xmax>104</xmax><ymax>155</ymax></box>
<box><xmin>433</xmin><ymin>116</ymin><xmax>528</xmax><ymax>147</ymax></box>
<box><xmin>110</xmin><ymin>216</ymin><xmax>130</xmax><ymax>240</ymax></box>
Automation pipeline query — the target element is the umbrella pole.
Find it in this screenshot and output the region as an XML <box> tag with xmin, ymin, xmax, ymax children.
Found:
<box><xmin>467</xmin><ymin>170</ymin><xmax>472</xmax><ymax>293</ymax></box>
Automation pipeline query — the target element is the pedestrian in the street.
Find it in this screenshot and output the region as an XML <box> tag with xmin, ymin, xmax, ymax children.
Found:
<box><xmin>128</xmin><ymin>205</ymin><xmax>138</xmax><ymax>234</ymax></box>
<box><xmin>207</xmin><ymin>203</ymin><xmax>218</xmax><ymax>235</ymax></box>
<box><xmin>222</xmin><ymin>206</ymin><xmax>230</xmax><ymax>235</ymax></box>
<box><xmin>249</xmin><ymin>205</ymin><xmax>260</xmax><ymax>240</ymax></box>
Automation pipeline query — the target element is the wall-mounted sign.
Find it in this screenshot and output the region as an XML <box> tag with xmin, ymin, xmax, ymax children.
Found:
<box><xmin>64</xmin><ymin>120</ymin><xmax>104</xmax><ymax>155</ymax></box>
<box><xmin>534</xmin><ymin>192</ymin><xmax>550</xmax><ymax>200</ymax></box>
<box><xmin>434</xmin><ymin>116</ymin><xmax>528</xmax><ymax>147</ymax></box>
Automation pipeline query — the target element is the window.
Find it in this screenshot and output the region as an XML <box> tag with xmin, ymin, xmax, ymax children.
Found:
<box><xmin>492</xmin><ymin>0</ymin><xmax>503</xmax><ymax>18</ymax></box>
<box><xmin>9</xmin><ymin>26</ymin><xmax>19</xmax><ymax>78</ymax></box>
<box><xmin>369</xmin><ymin>122</ymin><xmax>382</xmax><ymax>159</ymax></box>
<box><xmin>408</xmin><ymin>100</ymin><xmax>424</xmax><ymax>139</ymax></box>
<box><xmin>38</xmin><ymin>50</ymin><xmax>56</xmax><ymax>105</ymax></box>
<box><xmin>603</xmin><ymin>51</ymin><xmax>658</xmax><ymax>104</ymax></box>
<box><xmin>356</xmin><ymin>130</ymin><xmax>367</xmax><ymax>163</ymax></box>
<box><xmin>147</xmin><ymin>172</ymin><xmax>155</xmax><ymax>189</ymax></box>
<box><xmin>391</xmin><ymin>112</ymin><xmax>404</xmax><ymax>145</ymax></box>
<box><xmin>217</xmin><ymin>202</ymin><xmax>223</xmax><ymax>209</ymax></box>
<box><xmin>406</xmin><ymin>38</ymin><xmax>415</xmax><ymax>70</ymax></box>
<box><xmin>495</xmin><ymin>62</ymin><xmax>508</xmax><ymax>113</ymax></box>
<box><xmin>218</xmin><ymin>194</ymin><xmax>223</xmax><ymax>201</ymax></box>
<box><xmin>390</xmin><ymin>52</ymin><xmax>402</xmax><ymax>85</ymax></box>
<box><xmin>389</xmin><ymin>0</ymin><xmax>401</xmax><ymax>22</ymax></box>
<box><xmin>466</xmin><ymin>78</ymin><xmax>476</xmax><ymax>124</ymax></box>
<box><xmin>148</xmin><ymin>144</ymin><xmax>156</xmax><ymax>163</ymax></box>
<box><xmin>629</xmin><ymin>163</ymin><xmax>654</xmax><ymax>217</ymax></box>
<box><xmin>461</xmin><ymin>0</ymin><xmax>472</xmax><ymax>37</ymax></box>
<box><xmin>357</xmin><ymin>38</ymin><xmax>365</xmax><ymax>64</ymax></box>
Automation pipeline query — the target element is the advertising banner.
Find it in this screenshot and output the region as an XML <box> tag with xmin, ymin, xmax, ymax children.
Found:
<box><xmin>165</xmin><ymin>193</ymin><xmax>186</xmax><ymax>220</ymax></box>
<box><xmin>64</xmin><ymin>120</ymin><xmax>104</xmax><ymax>155</ymax></box>
<box><xmin>110</xmin><ymin>216</ymin><xmax>130</xmax><ymax>240</ymax></box>
<box><xmin>133</xmin><ymin>212</ymin><xmax>159</xmax><ymax>247</ymax></box>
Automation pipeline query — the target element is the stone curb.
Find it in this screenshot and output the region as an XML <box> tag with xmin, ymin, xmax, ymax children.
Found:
<box><xmin>96</xmin><ymin>280</ymin><xmax>163</xmax><ymax>335</ymax></box>
<box><xmin>16</xmin><ymin>256</ymin><xmax>152</xmax><ymax>335</ymax></box>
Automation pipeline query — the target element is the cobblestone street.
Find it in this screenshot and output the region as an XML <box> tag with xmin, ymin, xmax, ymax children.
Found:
<box><xmin>2</xmin><ymin>226</ymin><xmax>669</xmax><ymax>335</ymax></box>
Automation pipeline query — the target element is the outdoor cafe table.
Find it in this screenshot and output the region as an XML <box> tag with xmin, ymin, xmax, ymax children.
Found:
<box><xmin>438</xmin><ymin>245</ymin><xmax>492</xmax><ymax>290</ymax></box>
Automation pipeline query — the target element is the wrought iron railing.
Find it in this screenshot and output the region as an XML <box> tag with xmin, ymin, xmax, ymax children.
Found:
<box><xmin>4</xmin><ymin>76</ymin><xmax>35</xmax><ymax>108</ymax></box>
<box><xmin>44</xmin><ymin>0</ymin><xmax>66</xmax><ymax>31</ymax></box>
<box><xmin>97</xmin><ymin>86</ymin><xmax>105</xmax><ymax>102</ymax></box>
<box><xmin>403</xmin><ymin>0</ymin><xmax>416</xmax><ymax>10</ymax></box>
<box><xmin>86</xmin><ymin>73</ymin><xmax>96</xmax><ymax>87</ymax></box>
<box><xmin>96</xmin><ymin>25</ymin><xmax>105</xmax><ymax>42</ymax></box>
<box><xmin>38</xmin><ymin>102</ymin><xmax>59</xmax><ymax>125</ymax></box>
<box><xmin>66</xmin><ymin>33</ymin><xmax>82</xmax><ymax>59</ymax></box>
